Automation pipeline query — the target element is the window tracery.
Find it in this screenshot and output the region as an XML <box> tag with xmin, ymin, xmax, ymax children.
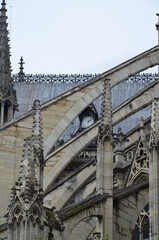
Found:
<box><xmin>127</xmin><ymin>139</ymin><xmax>149</xmax><ymax>186</ymax></box>
<box><xmin>132</xmin><ymin>204</ymin><xmax>149</xmax><ymax>240</ymax></box>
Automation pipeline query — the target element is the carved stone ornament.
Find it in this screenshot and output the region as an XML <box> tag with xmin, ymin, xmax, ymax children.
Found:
<box><xmin>98</xmin><ymin>124</ymin><xmax>112</xmax><ymax>143</ymax></box>
<box><xmin>126</xmin><ymin>138</ymin><xmax>149</xmax><ymax>187</ymax></box>
<box><xmin>93</xmin><ymin>232</ymin><xmax>101</xmax><ymax>240</ymax></box>
<box><xmin>149</xmin><ymin>130</ymin><xmax>159</xmax><ymax>147</ymax></box>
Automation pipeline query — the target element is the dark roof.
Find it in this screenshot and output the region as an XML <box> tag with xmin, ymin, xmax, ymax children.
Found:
<box><xmin>12</xmin><ymin>73</ymin><xmax>157</xmax><ymax>135</ymax></box>
<box><xmin>13</xmin><ymin>74</ymin><xmax>98</xmax><ymax>118</ymax></box>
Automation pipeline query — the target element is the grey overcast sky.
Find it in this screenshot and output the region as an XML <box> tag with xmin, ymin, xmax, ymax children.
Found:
<box><xmin>4</xmin><ymin>0</ymin><xmax>159</xmax><ymax>74</ymax></box>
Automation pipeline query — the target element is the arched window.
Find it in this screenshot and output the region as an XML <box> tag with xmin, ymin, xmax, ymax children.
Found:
<box><xmin>132</xmin><ymin>203</ymin><xmax>149</xmax><ymax>240</ymax></box>
<box><xmin>4</xmin><ymin>100</ymin><xmax>12</xmax><ymax>123</ymax></box>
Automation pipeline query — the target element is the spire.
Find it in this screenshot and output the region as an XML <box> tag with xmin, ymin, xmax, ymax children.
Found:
<box><xmin>8</xmin><ymin>100</ymin><xmax>44</xmax><ymax>204</ymax></box>
<box><xmin>15</xmin><ymin>137</ymin><xmax>38</xmax><ymax>203</ymax></box>
<box><xmin>18</xmin><ymin>56</ymin><xmax>25</xmax><ymax>82</ymax></box>
<box><xmin>156</xmin><ymin>13</ymin><xmax>159</xmax><ymax>93</ymax></box>
<box><xmin>0</xmin><ymin>0</ymin><xmax>7</xmax><ymax>17</ymax></box>
<box><xmin>6</xmin><ymin>136</ymin><xmax>45</xmax><ymax>240</ymax></box>
<box><xmin>0</xmin><ymin>0</ymin><xmax>18</xmax><ymax>124</ymax></box>
<box><xmin>0</xmin><ymin>0</ymin><xmax>11</xmax><ymax>87</ymax></box>
<box><xmin>98</xmin><ymin>79</ymin><xmax>112</xmax><ymax>142</ymax></box>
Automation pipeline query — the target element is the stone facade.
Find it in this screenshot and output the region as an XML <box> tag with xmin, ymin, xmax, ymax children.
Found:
<box><xmin>0</xmin><ymin>1</ymin><xmax>159</xmax><ymax>239</ymax></box>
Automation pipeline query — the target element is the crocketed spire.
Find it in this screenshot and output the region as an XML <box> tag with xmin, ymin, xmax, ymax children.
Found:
<box><xmin>15</xmin><ymin>137</ymin><xmax>38</xmax><ymax>203</ymax></box>
<box><xmin>7</xmin><ymin>99</ymin><xmax>44</xmax><ymax>208</ymax></box>
<box><xmin>0</xmin><ymin>0</ymin><xmax>18</xmax><ymax>124</ymax></box>
<box><xmin>98</xmin><ymin>79</ymin><xmax>112</xmax><ymax>142</ymax></box>
<box><xmin>6</xmin><ymin>100</ymin><xmax>45</xmax><ymax>240</ymax></box>
<box><xmin>0</xmin><ymin>0</ymin><xmax>6</xmax><ymax>16</ymax></box>
<box><xmin>0</xmin><ymin>0</ymin><xmax>11</xmax><ymax>86</ymax></box>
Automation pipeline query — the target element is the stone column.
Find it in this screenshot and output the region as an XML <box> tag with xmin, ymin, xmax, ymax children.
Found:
<box><xmin>7</xmin><ymin>223</ymin><xmax>12</xmax><ymax>240</ymax></box>
<box><xmin>0</xmin><ymin>101</ymin><xmax>4</xmax><ymax>125</ymax></box>
<box><xmin>149</xmin><ymin>99</ymin><xmax>159</xmax><ymax>240</ymax></box>
<box><xmin>149</xmin><ymin>15</ymin><xmax>159</xmax><ymax>240</ymax></box>
<box><xmin>149</xmin><ymin>144</ymin><xmax>159</xmax><ymax>239</ymax></box>
<box><xmin>96</xmin><ymin>79</ymin><xmax>113</xmax><ymax>240</ymax></box>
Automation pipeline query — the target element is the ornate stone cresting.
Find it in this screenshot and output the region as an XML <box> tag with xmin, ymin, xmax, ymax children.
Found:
<box><xmin>98</xmin><ymin>79</ymin><xmax>112</xmax><ymax>143</ymax></box>
<box><xmin>0</xmin><ymin>0</ymin><xmax>18</xmax><ymax>125</ymax></box>
<box><xmin>6</xmin><ymin>100</ymin><xmax>45</xmax><ymax>240</ymax></box>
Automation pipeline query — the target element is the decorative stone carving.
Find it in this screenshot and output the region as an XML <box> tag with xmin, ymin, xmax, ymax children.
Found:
<box><xmin>98</xmin><ymin>124</ymin><xmax>112</xmax><ymax>143</ymax></box>
<box><xmin>98</xmin><ymin>79</ymin><xmax>112</xmax><ymax>143</ymax></box>
<box><xmin>6</xmin><ymin>100</ymin><xmax>45</xmax><ymax>240</ymax></box>
<box><xmin>93</xmin><ymin>232</ymin><xmax>101</xmax><ymax>240</ymax></box>
<box><xmin>126</xmin><ymin>138</ymin><xmax>149</xmax><ymax>187</ymax></box>
<box><xmin>149</xmin><ymin>130</ymin><xmax>159</xmax><ymax>147</ymax></box>
<box><xmin>12</xmin><ymin>73</ymin><xmax>158</xmax><ymax>84</ymax></box>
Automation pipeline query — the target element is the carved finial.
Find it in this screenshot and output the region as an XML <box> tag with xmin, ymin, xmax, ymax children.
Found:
<box><xmin>98</xmin><ymin>79</ymin><xmax>112</xmax><ymax>143</ymax></box>
<box><xmin>18</xmin><ymin>57</ymin><xmax>25</xmax><ymax>82</ymax></box>
<box><xmin>156</xmin><ymin>13</ymin><xmax>159</xmax><ymax>29</ymax></box>
<box><xmin>116</xmin><ymin>127</ymin><xmax>124</xmax><ymax>142</ymax></box>
<box><xmin>0</xmin><ymin>0</ymin><xmax>7</xmax><ymax>17</ymax></box>
<box><xmin>139</xmin><ymin>117</ymin><xmax>144</xmax><ymax>128</ymax></box>
<box><xmin>118</xmin><ymin>127</ymin><xmax>122</xmax><ymax>134</ymax></box>
<box><xmin>139</xmin><ymin>117</ymin><xmax>145</xmax><ymax>138</ymax></box>
<box><xmin>156</xmin><ymin>14</ymin><xmax>159</xmax><ymax>94</ymax></box>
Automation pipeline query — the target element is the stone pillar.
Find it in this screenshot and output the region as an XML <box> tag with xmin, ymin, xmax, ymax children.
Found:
<box><xmin>156</xmin><ymin>14</ymin><xmax>159</xmax><ymax>80</ymax></box>
<box><xmin>149</xmin><ymin>99</ymin><xmax>159</xmax><ymax>240</ymax></box>
<box><xmin>96</xmin><ymin>79</ymin><xmax>113</xmax><ymax>240</ymax></box>
<box><xmin>149</xmin><ymin>144</ymin><xmax>159</xmax><ymax>239</ymax></box>
<box><xmin>97</xmin><ymin>142</ymin><xmax>113</xmax><ymax>195</ymax></box>
<box><xmin>0</xmin><ymin>101</ymin><xmax>4</xmax><ymax>125</ymax></box>
<box><xmin>149</xmin><ymin>151</ymin><xmax>154</xmax><ymax>239</ymax></box>
<box><xmin>149</xmin><ymin>15</ymin><xmax>159</xmax><ymax>240</ymax></box>
<box><xmin>7</xmin><ymin>223</ymin><xmax>12</xmax><ymax>240</ymax></box>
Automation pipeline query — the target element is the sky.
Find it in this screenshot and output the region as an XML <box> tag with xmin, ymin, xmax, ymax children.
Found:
<box><xmin>4</xmin><ymin>0</ymin><xmax>159</xmax><ymax>74</ymax></box>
